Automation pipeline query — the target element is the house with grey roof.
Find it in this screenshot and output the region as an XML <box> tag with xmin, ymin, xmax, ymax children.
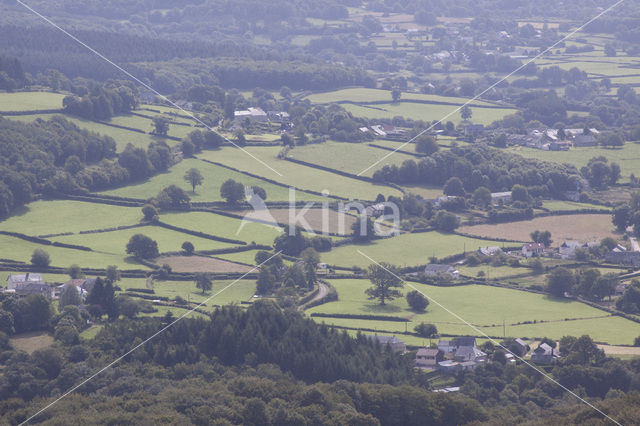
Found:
<box><xmin>559</xmin><ymin>241</ymin><xmax>581</xmax><ymax>259</ymax></box>
<box><xmin>478</xmin><ymin>246</ymin><xmax>503</xmax><ymax>256</ymax></box>
<box><xmin>6</xmin><ymin>273</ymin><xmax>42</xmax><ymax>290</ymax></box>
<box><xmin>531</xmin><ymin>343</ymin><xmax>557</xmax><ymax>364</ymax></box>
<box><xmin>415</xmin><ymin>348</ymin><xmax>443</xmax><ymax>369</ymax></box>
<box><xmin>424</xmin><ymin>264</ymin><xmax>459</xmax><ymax>279</ymax></box>
<box><xmin>15</xmin><ymin>282</ymin><xmax>53</xmax><ymax>299</ymax></box>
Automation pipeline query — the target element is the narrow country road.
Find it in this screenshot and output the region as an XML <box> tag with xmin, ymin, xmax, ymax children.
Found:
<box><xmin>299</xmin><ymin>282</ymin><xmax>328</xmax><ymax>310</ymax></box>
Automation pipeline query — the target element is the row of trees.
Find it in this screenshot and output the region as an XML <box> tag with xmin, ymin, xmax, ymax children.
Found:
<box><xmin>373</xmin><ymin>144</ymin><xmax>579</xmax><ymax>198</ymax></box>
<box><xmin>546</xmin><ymin>267</ymin><xmax>618</xmax><ymax>301</ymax></box>
<box><xmin>63</xmin><ymin>83</ymin><xmax>137</xmax><ymax>120</ymax></box>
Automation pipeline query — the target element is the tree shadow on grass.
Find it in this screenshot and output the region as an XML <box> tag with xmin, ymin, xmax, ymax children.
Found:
<box><xmin>362</xmin><ymin>303</ymin><xmax>403</xmax><ymax>314</ymax></box>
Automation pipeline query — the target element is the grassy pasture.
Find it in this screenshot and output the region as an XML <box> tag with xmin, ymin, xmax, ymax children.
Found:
<box><xmin>154</xmin><ymin>255</ymin><xmax>254</xmax><ymax>273</ymax></box>
<box><xmin>98</xmin><ymin>158</ymin><xmax>324</xmax><ymax>202</ymax></box>
<box><xmin>541</xmin><ymin>200</ymin><xmax>611</xmax><ymax>212</ymax></box>
<box><xmin>0</xmin><ymin>91</ymin><xmax>65</xmax><ymax>112</ymax></box>
<box><xmin>341</xmin><ymin>102</ymin><xmax>516</xmax><ymax>125</ymax></box>
<box><xmin>508</xmin><ymin>143</ymin><xmax>640</xmax><ymax>182</ymax></box>
<box><xmin>108</xmin><ymin>114</ymin><xmax>195</xmax><ymax>140</ymax></box>
<box><xmin>122</xmin><ymin>275</ymin><xmax>255</xmax><ymax>307</ymax></box>
<box><xmin>160</xmin><ymin>211</ymin><xmax>282</xmax><ymax>246</ymax></box>
<box><xmin>0</xmin><ymin>234</ymin><xmax>144</xmax><ymax>269</ymax></box>
<box><xmin>320</xmin><ymin>231</ymin><xmax>521</xmax><ymax>268</ymax></box>
<box><xmin>0</xmin><ymin>200</ymin><xmax>142</xmax><ymax>236</ymax></box>
<box><xmin>459</xmin><ymin>214</ymin><xmax>617</xmax><ymax>246</ymax></box>
<box><xmin>305</xmin><ymin>88</ymin><xmax>498</xmax><ymax>106</ymax></box>
<box><xmin>307</xmin><ymin>279</ymin><xmax>640</xmax><ymax>345</ymax></box>
<box><xmin>235</xmin><ymin>207</ymin><xmax>357</xmax><ymax>235</ymax></box>
<box><xmin>9</xmin><ymin>331</ymin><xmax>54</xmax><ymax>354</ymax></box>
<box><xmin>51</xmin><ymin>225</ymin><xmax>236</xmax><ymax>255</ymax></box>
<box><xmin>197</xmin><ymin>147</ymin><xmax>403</xmax><ymax>200</ymax></box>
<box><xmin>214</xmin><ymin>249</ymin><xmax>265</xmax><ymax>265</ymax></box>
<box><xmin>7</xmin><ymin>113</ymin><xmax>168</xmax><ymax>151</ymax></box>
<box><xmin>289</xmin><ymin>141</ymin><xmax>417</xmax><ymax>177</ymax></box>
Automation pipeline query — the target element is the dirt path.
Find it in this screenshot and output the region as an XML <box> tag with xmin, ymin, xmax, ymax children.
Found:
<box><xmin>300</xmin><ymin>282</ymin><xmax>328</xmax><ymax>310</ymax></box>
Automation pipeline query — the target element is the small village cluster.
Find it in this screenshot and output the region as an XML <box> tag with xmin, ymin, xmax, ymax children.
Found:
<box><xmin>370</xmin><ymin>334</ymin><xmax>560</xmax><ymax>378</ymax></box>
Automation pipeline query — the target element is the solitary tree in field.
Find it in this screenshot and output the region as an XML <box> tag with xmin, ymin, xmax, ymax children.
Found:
<box><xmin>195</xmin><ymin>273</ymin><xmax>213</xmax><ymax>294</ymax></box>
<box><xmin>66</xmin><ymin>264</ymin><xmax>84</xmax><ymax>279</ymax></box>
<box><xmin>414</xmin><ymin>322</ymin><xmax>438</xmax><ymax>337</ymax></box>
<box><xmin>31</xmin><ymin>249</ymin><xmax>50</xmax><ymax>268</ymax></box>
<box><xmin>151</xmin><ymin>116</ymin><xmax>170</xmax><ymax>136</ymax></box>
<box><xmin>220</xmin><ymin>179</ymin><xmax>246</xmax><ymax>204</ymax></box>
<box><xmin>182</xmin><ymin>241</ymin><xmax>195</xmax><ymax>255</ymax></box>
<box><xmin>546</xmin><ymin>267</ymin><xmax>574</xmax><ymax>297</ymax></box>
<box><xmin>365</xmin><ymin>262</ymin><xmax>403</xmax><ymax>306</ymax></box>
<box><xmin>126</xmin><ymin>234</ymin><xmax>159</xmax><ymax>259</ymax></box>
<box><xmin>414</xmin><ymin>134</ymin><xmax>439</xmax><ymax>155</ymax></box>
<box><xmin>406</xmin><ymin>290</ymin><xmax>429</xmax><ymax>311</ymax></box>
<box><xmin>461</xmin><ymin>105</ymin><xmax>472</xmax><ymax>121</ymax></box>
<box><xmin>184</xmin><ymin>168</ymin><xmax>204</xmax><ymax>193</ymax></box>
<box><xmin>391</xmin><ymin>88</ymin><xmax>401</xmax><ymax>103</ymax></box>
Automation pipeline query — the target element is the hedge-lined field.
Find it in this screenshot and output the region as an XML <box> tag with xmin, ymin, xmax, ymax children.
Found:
<box><xmin>289</xmin><ymin>141</ymin><xmax>417</xmax><ymax>177</ymax></box>
<box><xmin>0</xmin><ymin>234</ymin><xmax>144</xmax><ymax>269</ymax></box>
<box><xmin>98</xmin><ymin>158</ymin><xmax>326</xmax><ymax>202</ymax></box>
<box><xmin>459</xmin><ymin>214</ymin><xmax>616</xmax><ymax>246</ymax></box>
<box><xmin>508</xmin><ymin>143</ymin><xmax>640</xmax><ymax>182</ymax></box>
<box><xmin>51</xmin><ymin>225</ymin><xmax>236</xmax><ymax>255</ymax></box>
<box><xmin>341</xmin><ymin>102</ymin><xmax>516</xmax><ymax>125</ymax></box>
<box><xmin>198</xmin><ymin>147</ymin><xmax>403</xmax><ymax>200</ymax></box>
<box><xmin>7</xmin><ymin>113</ymin><xmax>167</xmax><ymax>151</ymax></box>
<box><xmin>0</xmin><ymin>200</ymin><xmax>142</xmax><ymax>236</ymax></box>
<box><xmin>321</xmin><ymin>231</ymin><xmax>521</xmax><ymax>268</ymax></box>
<box><xmin>305</xmin><ymin>88</ymin><xmax>499</xmax><ymax>106</ymax></box>
<box><xmin>0</xmin><ymin>91</ymin><xmax>65</xmax><ymax>112</ymax></box>
<box><xmin>306</xmin><ymin>279</ymin><xmax>640</xmax><ymax>345</ymax></box>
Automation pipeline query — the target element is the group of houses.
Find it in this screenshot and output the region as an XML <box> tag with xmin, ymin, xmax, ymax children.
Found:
<box><xmin>4</xmin><ymin>273</ymin><xmax>97</xmax><ymax>301</ymax></box>
<box><xmin>434</xmin><ymin>337</ymin><xmax>488</xmax><ymax>373</ymax></box>
<box><xmin>504</xmin><ymin>128</ymin><xmax>599</xmax><ymax>151</ymax></box>
<box><xmin>232</xmin><ymin>107</ymin><xmax>290</xmax><ymax>129</ymax></box>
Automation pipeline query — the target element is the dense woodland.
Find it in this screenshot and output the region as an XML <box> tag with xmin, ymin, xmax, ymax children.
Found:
<box><xmin>2</xmin><ymin>299</ymin><xmax>640</xmax><ymax>425</ymax></box>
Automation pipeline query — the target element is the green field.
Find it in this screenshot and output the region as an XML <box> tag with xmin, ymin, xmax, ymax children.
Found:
<box><xmin>289</xmin><ymin>141</ymin><xmax>418</xmax><ymax>177</ymax></box>
<box><xmin>160</xmin><ymin>211</ymin><xmax>283</xmax><ymax>246</ymax></box>
<box><xmin>541</xmin><ymin>200</ymin><xmax>611</xmax><ymax>212</ymax></box>
<box><xmin>0</xmin><ymin>234</ymin><xmax>145</xmax><ymax>269</ymax></box>
<box><xmin>0</xmin><ymin>91</ymin><xmax>65</xmax><ymax>112</ymax></box>
<box><xmin>508</xmin><ymin>143</ymin><xmax>640</xmax><ymax>182</ymax></box>
<box><xmin>197</xmin><ymin>147</ymin><xmax>403</xmax><ymax>200</ymax></box>
<box><xmin>8</xmin><ymin>113</ymin><xmax>168</xmax><ymax>151</ymax></box>
<box><xmin>307</xmin><ymin>279</ymin><xmax>640</xmax><ymax>345</ymax></box>
<box><xmin>320</xmin><ymin>231</ymin><xmax>521</xmax><ymax>268</ymax></box>
<box><xmin>0</xmin><ymin>200</ymin><xmax>142</xmax><ymax>236</ymax></box>
<box><xmin>342</xmin><ymin>102</ymin><xmax>516</xmax><ymax>125</ymax></box>
<box><xmin>98</xmin><ymin>158</ymin><xmax>325</xmax><ymax>202</ymax></box>
<box><xmin>51</xmin><ymin>225</ymin><xmax>236</xmax><ymax>256</ymax></box>
<box><xmin>305</xmin><ymin>88</ymin><xmax>499</xmax><ymax>106</ymax></box>
<box><xmin>123</xmin><ymin>276</ymin><xmax>255</xmax><ymax>307</ymax></box>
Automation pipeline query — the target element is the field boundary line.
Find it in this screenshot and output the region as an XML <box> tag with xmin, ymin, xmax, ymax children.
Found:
<box><xmin>18</xmin><ymin>250</ymin><xmax>282</xmax><ymax>425</ymax></box>
<box><xmin>14</xmin><ymin>0</ymin><xmax>283</xmax><ymax>177</ymax></box>
<box><xmin>355</xmin><ymin>0</ymin><xmax>626</xmax><ymax>177</ymax></box>
<box><xmin>357</xmin><ymin>249</ymin><xmax>621</xmax><ymax>425</ymax></box>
